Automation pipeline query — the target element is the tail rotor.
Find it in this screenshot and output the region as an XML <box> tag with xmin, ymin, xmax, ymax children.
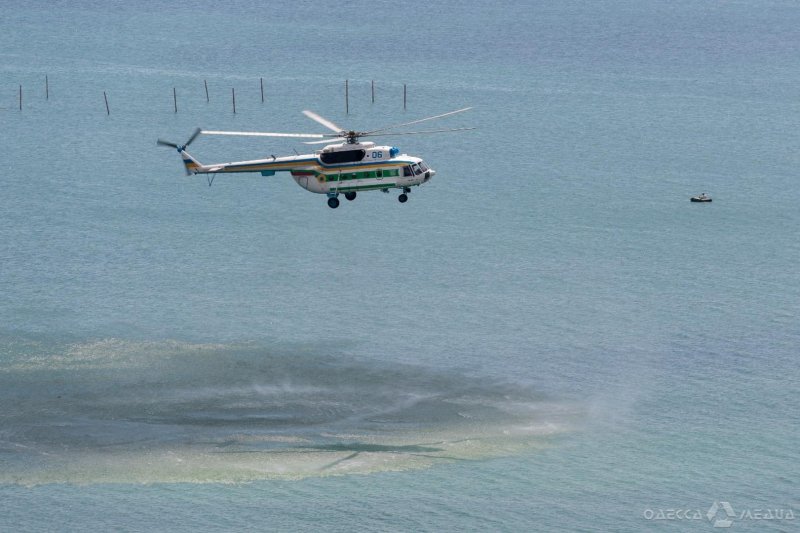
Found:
<box><xmin>157</xmin><ymin>128</ymin><xmax>202</xmax><ymax>175</ymax></box>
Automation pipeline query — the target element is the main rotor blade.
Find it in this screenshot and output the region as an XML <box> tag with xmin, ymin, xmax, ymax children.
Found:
<box><xmin>362</xmin><ymin>126</ymin><xmax>476</xmax><ymax>138</ymax></box>
<box><xmin>302</xmin><ymin>126</ymin><xmax>476</xmax><ymax>144</ymax></box>
<box><xmin>302</xmin><ymin>110</ymin><xmax>344</xmax><ymax>134</ymax></box>
<box><xmin>185</xmin><ymin>127</ymin><xmax>202</xmax><ymax>147</ymax></box>
<box><xmin>302</xmin><ymin>138</ymin><xmax>345</xmax><ymax>145</ymax></box>
<box><xmin>157</xmin><ymin>139</ymin><xmax>180</xmax><ymax>148</ymax></box>
<box><xmin>363</xmin><ymin>107</ymin><xmax>473</xmax><ymax>135</ymax></box>
<box><xmin>201</xmin><ymin>130</ymin><xmax>326</xmax><ymax>139</ymax></box>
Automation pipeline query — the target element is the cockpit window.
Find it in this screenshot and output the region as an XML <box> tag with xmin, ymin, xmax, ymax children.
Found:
<box><xmin>419</xmin><ymin>162</ymin><xmax>428</xmax><ymax>172</ymax></box>
<box><xmin>412</xmin><ymin>163</ymin><xmax>422</xmax><ymax>175</ymax></box>
<box><xmin>403</xmin><ymin>165</ymin><xmax>414</xmax><ymax>176</ymax></box>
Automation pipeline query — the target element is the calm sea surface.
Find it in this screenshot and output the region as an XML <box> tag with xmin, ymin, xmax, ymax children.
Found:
<box><xmin>1</xmin><ymin>0</ymin><xmax>798</xmax><ymax>530</ymax></box>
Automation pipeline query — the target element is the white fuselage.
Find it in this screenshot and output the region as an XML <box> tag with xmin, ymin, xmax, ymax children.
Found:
<box><xmin>183</xmin><ymin>141</ymin><xmax>435</xmax><ymax>195</ymax></box>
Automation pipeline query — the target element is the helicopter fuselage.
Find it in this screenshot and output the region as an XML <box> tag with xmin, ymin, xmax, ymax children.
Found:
<box><xmin>293</xmin><ymin>142</ymin><xmax>435</xmax><ymax>195</ymax></box>
<box><xmin>182</xmin><ymin>141</ymin><xmax>435</xmax><ymax>196</ymax></box>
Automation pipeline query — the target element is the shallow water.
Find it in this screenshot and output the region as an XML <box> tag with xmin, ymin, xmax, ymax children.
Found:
<box><xmin>0</xmin><ymin>337</ymin><xmax>575</xmax><ymax>484</ymax></box>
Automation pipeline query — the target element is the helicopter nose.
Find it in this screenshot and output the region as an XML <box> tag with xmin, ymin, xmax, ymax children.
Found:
<box><xmin>425</xmin><ymin>169</ymin><xmax>435</xmax><ymax>181</ymax></box>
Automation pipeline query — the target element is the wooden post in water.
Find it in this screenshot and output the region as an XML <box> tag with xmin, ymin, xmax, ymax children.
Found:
<box><xmin>103</xmin><ymin>91</ymin><xmax>110</xmax><ymax>115</ymax></box>
<box><xmin>345</xmin><ymin>79</ymin><xmax>349</xmax><ymax>114</ymax></box>
<box><xmin>19</xmin><ymin>85</ymin><xmax>22</xmax><ymax>110</ymax></box>
<box><xmin>403</xmin><ymin>83</ymin><xmax>407</xmax><ymax>110</ymax></box>
<box><xmin>260</xmin><ymin>77</ymin><xmax>264</xmax><ymax>103</ymax></box>
<box><xmin>204</xmin><ymin>79</ymin><xmax>209</xmax><ymax>102</ymax></box>
<box><xmin>371</xmin><ymin>80</ymin><xmax>375</xmax><ymax>103</ymax></box>
<box><xmin>232</xmin><ymin>87</ymin><xmax>236</xmax><ymax>113</ymax></box>
<box><xmin>173</xmin><ymin>87</ymin><xmax>177</xmax><ymax>113</ymax></box>
<box><xmin>45</xmin><ymin>75</ymin><xmax>49</xmax><ymax>100</ymax></box>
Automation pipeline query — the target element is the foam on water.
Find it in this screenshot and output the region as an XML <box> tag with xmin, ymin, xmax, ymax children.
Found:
<box><xmin>0</xmin><ymin>337</ymin><xmax>577</xmax><ymax>485</ymax></box>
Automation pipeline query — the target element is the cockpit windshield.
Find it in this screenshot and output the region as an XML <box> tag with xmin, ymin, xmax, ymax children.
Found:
<box><xmin>412</xmin><ymin>163</ymin><xmax>422</xmax><ymax>175</ymax></box>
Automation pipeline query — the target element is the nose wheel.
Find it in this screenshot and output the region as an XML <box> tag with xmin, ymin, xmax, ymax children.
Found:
<box><xmin>327</xmin><ymin>196</ymin><xmax>340</xmax><ymax>209</ymax></box>
<box><xmin>398</xmin><ymin>187</ymin><xmax>411</xmax><ymax>203</ymax></box>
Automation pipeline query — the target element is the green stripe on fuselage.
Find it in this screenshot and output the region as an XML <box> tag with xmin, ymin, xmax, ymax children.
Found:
<box><xmin>320</xmin><ymin>168</ymin><xmax>401</xmax><ymax>181</ymax></box>
<box><xmin>335</xmin><ymin>183</ymin><xmax>398</xmax><ymax>192</ymax></box>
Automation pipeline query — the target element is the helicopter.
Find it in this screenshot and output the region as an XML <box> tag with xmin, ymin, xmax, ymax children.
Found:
<box><xmin>157</xmin><ymin>108</ymin><xmax>473</xmax><ymax>208</ymax></box>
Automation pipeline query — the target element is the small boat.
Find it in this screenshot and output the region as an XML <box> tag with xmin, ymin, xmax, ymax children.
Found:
<box><xmin>690</xmin><ymin>193</ymin><xmax>712</xmax><ymax>202</ymax></box>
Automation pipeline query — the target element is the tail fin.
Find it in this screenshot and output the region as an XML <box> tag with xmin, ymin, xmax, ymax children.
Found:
<box><xmin>180</xmin><ymin>150</ymin><xmax>203</xmax><ymax>175</ymax></box>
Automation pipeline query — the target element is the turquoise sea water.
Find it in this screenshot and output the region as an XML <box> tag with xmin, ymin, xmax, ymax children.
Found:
<box><xmin>1</xmin><ymin>0</ymin><xmax>799</xmax><ymax>530</ymax></box>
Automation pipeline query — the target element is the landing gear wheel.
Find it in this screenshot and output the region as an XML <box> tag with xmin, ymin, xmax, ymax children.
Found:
<box><xmin>345</xmin><ymin>191</ymin><xmax>357</xmax><ymax>201</ymax></box>
<box><xmin>398</xmin><ymin>193</ymin><xmax>408</xmax><ymax>203</ymax></box>
<box><xmin>327</xmin><ymin>197</ymin><xmax>340</xmax><ymax>209</ymax></box>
